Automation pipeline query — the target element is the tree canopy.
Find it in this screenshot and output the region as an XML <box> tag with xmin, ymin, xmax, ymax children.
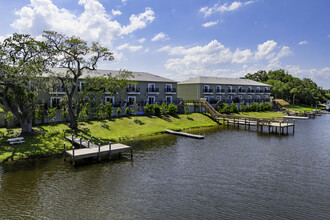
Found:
<box><xmin>245</xmin><ymin>69</ymin><xmax>327</xmax><ymax>105</ymax></box>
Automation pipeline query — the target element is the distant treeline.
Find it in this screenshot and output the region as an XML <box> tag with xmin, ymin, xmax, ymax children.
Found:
<box><xmin>244</xmin><ymin>69</ymin><xmax>328</xmax><ymax>105</ymax></box>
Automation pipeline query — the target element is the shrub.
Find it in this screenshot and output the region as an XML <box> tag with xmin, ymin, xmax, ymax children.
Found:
<box><xmin>249</xmin><ymin>102</ymin><xmax>259</xmax><ymax>112</ymax></box>
<box><xmin>47</xmin><ymin>107</ymin><xmax>57</xmax><ymax>125</ymax></box>
<box><xmin>167</xmin><ymin>103</ymin><xmax>177</xmax><ymax>116</ymax></box>
<box><xmin>105</xmin><ymin>102</ymin><xmax>114</xmax><ymax>119</ymax></box>
<box><xmin>61</xmin><ymin>109</ymin><xmax>69</xmax><ymax>122</ymax></box>
<box><xmin>184</xmin><ymin>104</ymin><xmax>190</xmax><ymax>117</ymax></box>
<box><xmin>125</xmin><ymin>107</ymin><xmax>131</xmax><ymax>117</ymax></box>
<box><xmin>240</xmin><ymin>105</ymin><xmax>247</xmax><ymax>112</ymax></box>
<box><xmin>95</xmin><ymin>103</ymin><xmax>106</xmax><ymax>121</ymax></box>
<box><xmin>153</xmin><ymin>103</ymin><xmax>161</xmax><ymax>116</ymax></box>
<box><xmin>144</xmin><ymin>104</ymin><xmax>153</xmax><ymax>116</ymax></box>
<box><xmin>216</xmin><ymin>106</ymin><xmax>221</xmax><ymax>112</ymax></box>
<box><xmin>220</xmin><ymin>103</ymin><xmax>230</xmax><ymax>114</ymax></box>
<box><xmin>264</xmin><ymin>102</ymin><xmax>272</xmax><ymax>111</ymax></box>
<box><xmin>259</xmin><ymin>103</ymin><xmax>265</xmax><ymax>112</ymax></box>
<box><xmin>230</xmin><ymin>103</ymin><xmax>239</xmax><ymax>113</ymax></box>
<box><xmin>160</xmin><ymin>102</ymin><xmax>167</xmax><ymax>116</ymax></box>
<box><xmin>35</xmin><ymin>105</ymin><xmax>43</xmax><ymax>125</ymax></box>
<box><xmin>116</xmin><ymin>107</ymin><xmax>122</xmax><ymax>117</ymax></box>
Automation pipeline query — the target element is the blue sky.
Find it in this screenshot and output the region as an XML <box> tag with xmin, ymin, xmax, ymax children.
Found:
<box><xmin>0</xmin><ymin>0</ymin><xmax>329</xmax><ymax>89</ymax></box>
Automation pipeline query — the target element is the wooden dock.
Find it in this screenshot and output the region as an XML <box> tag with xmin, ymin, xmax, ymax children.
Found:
<box><xmin>283</xmin><ymin>116</ymin><xmax>308</xmax><ymax>120</ymax></box>
<box><xmin>64</xmin><ymin>134</ymin><xmax>133</xmax><ymax>166</ymax></box>
<box><xmin>165</xmin><ymin>129</ymin><xmax>205</xmax><ymax>139</ymax></box>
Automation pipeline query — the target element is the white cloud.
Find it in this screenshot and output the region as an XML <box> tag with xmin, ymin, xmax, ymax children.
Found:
<box><xmin>151</xmin><ymin>32</ymin><xmax>169</xmax><ymax>41</ymax></box>
<box><xmin>116</xmin><ymin>43</ymin><xmax>142</xmax><ymax>52</ymax></box>
<box><xmin>144</xmin><ymin>48</ymin><xmax>150</xmax><ymax>53</ymax></box>
<box><xmin>11</xmin><ymin>0</ymin><xmax>155</xmax><ymax>47</ymax></box>
<box><xmin>200</xmin><ymin>1</ymin><xmax>254</xmax><ymax>17</ymax></box>
<box><xmin>298</xmin><ymin>40</ymin><xmax>308</xmax><ymax>45</ymax></box>
<box><xmin>122</xmin><ymin>0</ymin><xmax>127</xmax><ymax>5</ymax></box>
<box><xmin>159</xmin><ymin>39</ymin><xmax>292</xmax><ymax>78</ymax></box>
<box><xmin>202</xmin><ymin>20</ymin><xmax>219</xmax><ymax>27</ymax></box>
<box><xmin>111</xmin><ymin>9</ymin><xmax>122</xmax><ymax>16</ymax></box>
<box><xmin>138</xmin><ymin>37</ymin><xmax>146</xmax><ymax>43</ymax></box>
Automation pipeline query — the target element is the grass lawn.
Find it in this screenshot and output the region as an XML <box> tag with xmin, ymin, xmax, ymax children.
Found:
<box><xmin>284</xmin><ymin>104</ymin><xmax>324</xmax><ymax>112</ymax></box>
<box><xmin>0</xmin><ymin>107</ymin><xmax>4</xmax><ymax>112</ymax></box>
<box><xmin>0</xmin><ymin>113</ymin><xmax>218</xmax><ymax>162</ymax></box>
<box><xmin>234</xmin><ymin>111</ymin><xmax>286</xmax><ymax>119</ymax></box>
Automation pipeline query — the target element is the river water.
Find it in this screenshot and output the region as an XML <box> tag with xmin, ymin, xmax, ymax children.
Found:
<box><xmin>0</xmin><ymin>115</ymin><xmax>329</xmax><ymax>219</ymax></box>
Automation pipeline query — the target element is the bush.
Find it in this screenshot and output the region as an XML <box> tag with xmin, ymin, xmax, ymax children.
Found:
<box><xmin>95</xmin><ymin>103</ymin><xmax>106</xmax><ymax>121</ymax></box>
<box><xmin>264</xmin><ymin>102</ymin><xmax>272</xmax><ymax>111</ymax></box>
<box><xmin>116</xmin><ymin>107</ymin><xmax>122</xmax><ymax>117</ymax></box>
<box><xmin>220</xmin><ymin>103</ymin><xmax>230</xmax><ymax>114</ymax></box>
<box><xmin>240</xmin><ymin>105</ymin><xmax>247</xmax><ymax>112</ymax></box>
<box><xmin>125</xmin><ymin>107</ymin><xmax>131</xmax><ymax>117</ymax></box>
<box><xmin>249</xmin><ymin>102</ymin><xmax>259</xmax><ymax>112</ymax></box>
<box><xmin>105</xmin><ymin>102</ymin><xmax>114</xmax><ymax>119</ymax></box>
<box><xmin>47</xmin><ymin>107</ymin><xmax>57</xmax><ymax>125</ymax></box>
<box><xmin>144</xmin><ymin>104</ymin><xmax>153</xmax><ymax>116</ymax></box>
<box><xmin>153</xmin><ymin>103</ymin><xmax>161</xmax><ymax>116</ymax></box>
<box><xmin>259</xmin><ymin>103</ymin><xmax>265</xmax><ymax>112</ymax></box>
<box><xmin>230</xmin><ymin>103</ymin><xmax>239</xmax><ymax>113</ymax></box>
<box><xmin>160</xmin><ymin>102</ymin><xmax>167</xmax><ymax>116</ymax></box>
<box><xmin>167</xmin><ymin>103</ymin><xmax>177</xmax><ymax>116</ymax></box>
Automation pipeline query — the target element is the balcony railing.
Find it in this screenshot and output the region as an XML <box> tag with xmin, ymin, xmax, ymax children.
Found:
<box><xmin>237</xmin><ymin>89</ymin><xmax>246</xmax><ymax>93</ymax></box>
<box><xmin>216</xmin><ymin>89</ymin><xmax>225</xmax><ymax>93</ymax></box>
<box><xmin>264</xmin><ymin>89</ymin><xmax>271</xmax><ymax>93</ymax></box>
<box><xmin>126</xmin><ymin>87</ymin><xmax>140</xmax><ymax>93</ymax></box>
<box><xmin>227</xmin><ymin>89</ymin><xmax>236</xmax><ymax>93</ymax></box>
<box><xmin>255</xmin><ymin>90</ymin><xmax>262</xmax><ymax>94</ymax></box>
<box><xmin>146</xmin><ymin>88</ymin><xmax>159</xmax><ymax>93</ymax></box>
<box><xmin>164</xmin><ymin>88</ymin><xmax>176</xmax><ymax>93</ymax></box>
<box><xmin>203</xmin><ymin>88</ymin><xmax>214</xmax><ymax>93</ymax></box>
<box><xmin>247</xmin><ymin>89</ymin><xmax>255</xmax><ymax>93</ymax></box>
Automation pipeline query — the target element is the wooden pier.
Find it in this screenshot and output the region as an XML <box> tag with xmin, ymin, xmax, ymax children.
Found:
<box><xmin>165</xmin><ymin>129</ymin><xmax>205</xmax><ymax>139</ymax></box>
<box><xmin>187</xmin><ymin>100</ymin><xmax>296</xmax><ymax>135</ymax></box>
<box><xmin>64</xmin><ymin>133</ymin><xmax>133</xmax><ymax>166</ymax></box>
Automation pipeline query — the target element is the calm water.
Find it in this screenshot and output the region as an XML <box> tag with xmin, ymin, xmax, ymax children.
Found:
<box><xmin>0</xmin><ymin>115</ymin><xmax>329</xmax><ymax>219</ymax></box>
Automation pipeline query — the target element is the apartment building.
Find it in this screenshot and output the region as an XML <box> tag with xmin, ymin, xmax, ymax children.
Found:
<box><xmin>177</xmin><ymin>76</ymin><xmax>271</xmax><ymax>105</ymax></box>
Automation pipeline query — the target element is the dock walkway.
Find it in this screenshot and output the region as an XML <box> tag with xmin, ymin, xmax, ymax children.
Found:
<box><xmin>165</xmin><ymin>129</ymin><xmax>204</xmax><ymax>139</ymax></box>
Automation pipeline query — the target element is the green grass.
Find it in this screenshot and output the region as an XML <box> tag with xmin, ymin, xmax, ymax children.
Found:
<box><xmin>0</xmin><ymin>113</ymin><xmax>218</xmax><ymax>162</ymax></box>
<box><xmin>283</xmin><ymin>104</ymin><xmax>324</xmax><ymax>112</ymax></box>
<box><xmin>0</xmin><ymin>107</ymin><xmax>4</xmax><ymax>112</ymax></box>
<box><xmin>234</xmin><ymin>111</ymin><xmax>286</xmax><ymax>119</ymax></box>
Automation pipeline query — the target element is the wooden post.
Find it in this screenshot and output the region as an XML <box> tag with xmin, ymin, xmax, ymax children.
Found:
<box><xmin>268</xmin><ymin>120</ymin><xmax>271</xmax><ymax>134</ymax></box>
<box><xmin>257</xmin><ymin>119</ymin><xmax>259</xmax><ymax>132</ymax></box>
<box><xmin>88</xmin><ymin>140</ymin><xmax>90</xmax><ymax>148</ymax></box>
<box><xmin>119</xmin><ymin>136</ymin><xmax>121</xmax><ymax>143</ymax></box>
<box><xmin>244</xmin><ymin>118</ymin><xmax>247</xmax><ymax>129</ymax></box>
<box><xmin>63</xmin><ymin>142</ymin><xmax>66</xmax><ymax>161</ymax></box>
<box><xmin>80</xmin><ymin>137</ymin><xmax>82</xmax><ymax>148</ymax></box>
<box><xmin>287</xmin><ymin>120</ymin><xmax>289</xmax><ymax>134</ymax></box>
<box><xmin>130</xmin><ymin>138</ymin><xmax>133</xmax><ymax>159</ymax></box>
<box><xmin>279</xmin><ymin>122</ymin><xmax>282</xmax><ymax>135</ymax></box>
<box><xmin>72</xmin><ymin>146</ymin><xmax>75</xmax><ymax>166</ymax></box>
<box><xmin>98</xmin><ymin>142</ymin><xmax>101</xmax><ymax>162</ymax></box>
<box><xmin>223</xmin><ymin>117</ymin><xmax>225</xmax><ymax>126</ymax></box>
<box><xmin>293</xmin><ymin>119</ymin><xmax>295</xmax><ymax>135</ymax></box>
<box><xmin>72</xmin><ymin>133</ymin><xmax>74</xmax><ymax>143</ymax></box>
<box><xmin>109</xmin><ymin>141</ymin><xmax>111</xmax><ymax>160</ymax></box>
<box><xmin>234</xmin><ymin>117</ymin><xmax>236</xmax><ymax>127</ymax></box>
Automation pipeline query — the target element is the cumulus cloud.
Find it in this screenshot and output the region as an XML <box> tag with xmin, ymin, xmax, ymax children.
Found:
<box><xmin>298</xmin><ymin>40</ymin><xmax>308</xmax><ymax>45</ymax></box>
<box><xmin>158</xmin><ymin>39</ymin><xmax>292</xmax><ymax>77</ymax></box>
<box><xmin>11</xmin><ymin>0</ymin><xmax>155</xmax><ymax>47</ymax></box>
<box><xmin>138</xmin><ymin>37</ymin><xmax>146</xmax><ymax>43</ymax></box>
<box><xmin>200</xmin><ymin>1</ymin><xmax>254</xmax><ymax>17</ymax></box>
<box><xmin>111</xmin><ymin>9</ymin><xmax>122</xmax><ymax>16</ymax></box>
<box><xmin>202</xmin><ymin>20</ymin><xmax>219</xmax><ymax>27</ymax></box>
<box><xmin>151</xmin><ymin>32</ymin><xmax>169</xmax><ymax>41</ymax></box>
<box><xmin>116</xmin><ymin>43</ymin><xmax>142</xmax><ymax>52</ymax></box>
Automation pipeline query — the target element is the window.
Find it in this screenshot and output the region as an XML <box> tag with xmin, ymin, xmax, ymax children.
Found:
<box><xmin>256</xmin><ymin>87</ymin><xmax>260</xmax><ymax>93</ymax></box>
<box><xmin>166</xmin><ymin>96</ymin><xmax>172</xmax><ymax>104</ymax></box>
<box><xmin>238</xmin><ymin>86</ymin><xmax>243</xmax><ymax>92</ymax></box>
<box><xmin>247</xmin><ymin>86</ymin><xmax>252</xmax><ymax>92</ymax></box>
<box><xmin>104</xmin><ymin>96</ymin><xmax>114</xmax><ymax>105</ymax></box>
<box><xmin>204</xmin><ymin>85</ymin><xmax>210</xmax><ymax>92</ymax></box>
<box><xmin>128</xmin><ymin>96</ymin><xmax>136</xmax><ymax>105</ymax></box>
<box><xmin>50</xmin><ymin>97</ymin><xmax>62</xmax><ymax>108</ymax></box>
<box><xmin>216</xmin><ymin>85</ymin><xmax>221</xmax><ymax>92</ymax></box>
<box><xmin>148</xmin><ymin>96</ymin><xmax>155</xmax><ymax>104</ymax></box>
<box><xmin>148</xmin><ymin>83</ymin><xmax>155</xmax><ymax>92</ymax></box>
<box><xmin>228</xmin><ymin>86</ymin><xmax>232</xmax><ymax>93</ymax></box>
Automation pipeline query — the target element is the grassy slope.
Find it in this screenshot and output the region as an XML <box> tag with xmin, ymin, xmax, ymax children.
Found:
<box><xmin>0</xmin><ymin>113</ymin><xmax>217</xmax><ymax>162</ymax></box>
<box><xmin>283</xmin><ymin>104</ymin><xmax>324</xmax><ymax>112</ymax></box>
<box><xmin>234</xmin><ymin>111</ymin><xmax>286</xmax><ymax>119</ymax></box>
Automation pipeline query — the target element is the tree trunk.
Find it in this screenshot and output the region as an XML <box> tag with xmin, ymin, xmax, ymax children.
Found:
<box><xmin>67</xmin><ymin>96</ymin><xmax>77</xmax><ymax>129</ymax></box>
<box><xmin>19</xmin><ymin>117</ymin><xmax>34</xmax><ymax>135</ymax></box>
<box><xmin>292</xmin><ymin>94</ymin><xmax>295</xmax><ymax>106</ymax></box>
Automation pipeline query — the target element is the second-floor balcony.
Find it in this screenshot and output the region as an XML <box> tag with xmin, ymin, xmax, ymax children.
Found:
<box><xmin>264</xmin><ymin>89</ymin><xmax>271</xmax><ymax>94</ymax></box>
<box><xmin>216</xmin><ymin>89</ymin><xmax>225</xmax><ymax>94</ymax></box>
<box><xmin>203</xmin><ymin>88</ymin><xmax>214</xmax><ymax>94</ymax></box>
<box><xmin>126</xmin><ymin>87</ymin><xmax>140</xmax><ymax>94</ymax></box>
<box><xmin>146</xmin><ymin>88</ymin><xmax>159</xmax><ymax>94</ymax></box>
<box><xmin>247</xmin><ymin>89</ymin><xmax>255</xmax><ymax>93</ymax></box>
<box><xmin>227</xmin><ymin>89</ymin><xmax>236</xmax><ymax>94</ymax></box>
<box><xmin>237</xmin><ymin>89</ymin><xmax>246</xmax><ymax>94</ymax></box>
<box><xmin>164</xmin><ymin>88</ymin><xmax>177</xmax><ymax>94</ymax></box>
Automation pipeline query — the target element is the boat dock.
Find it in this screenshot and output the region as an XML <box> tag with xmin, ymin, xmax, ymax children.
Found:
<box><xmin>64</xmin><ymin>133</ymin><xmax>133</xmax><ymax>166</ymax></box>
<box><xmin>283</xmin><ymin>116</ymin><xmax>308</xmax><ymax>120</ymax></box>
<box><xmin>165</xmin><ymin>129</ymin><xmax>204</xmax><ymax>139</ymax></box>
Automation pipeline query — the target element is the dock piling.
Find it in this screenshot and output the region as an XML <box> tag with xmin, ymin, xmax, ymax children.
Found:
<box><xmin>72</xmin><ymin>146</ymin><xmax>75</xmax><ymax>166</ymax></box>
<box><xmin>88</xmin><ymin>140</ymin><xmax>90</xmax><ymax>148</ymax></box>
<box><xmin>130</xmin><ymin>139</ymin><xmax>133</xmax><ymax>159</ymax></box>
<box><xmin>80</xmin><ymin>137</ymin><xmax>82</xmax><ymax>148</ymax></box>
<box><xmin>63</xmin><ymin>142</ymin><xmax>66</xmax><ymax>161</ymax></box>
<box><xmin>119</xmin><ymin>136</ymin><xmax>121</xmax><ymax>143</ymax></box>
<box><xmin>98</xmin><ymin>142</ymin><xmax>101</xmax><ymax>162</ymax></box>
<box><xmin>109</xmin><ymin>141</ymin><xmax>111</xmax><ymax>160</ymax></box>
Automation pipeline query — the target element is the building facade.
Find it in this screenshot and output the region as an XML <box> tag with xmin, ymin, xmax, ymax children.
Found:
<box><xmin>40</xmin><ymin>68</ymin><xmax>178</xmax><ymax>108</ymax></box>
<box><xmin>177</xmin><ymin>76</ymin><xmax>271</xmax><ymax>105</ymax></box>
